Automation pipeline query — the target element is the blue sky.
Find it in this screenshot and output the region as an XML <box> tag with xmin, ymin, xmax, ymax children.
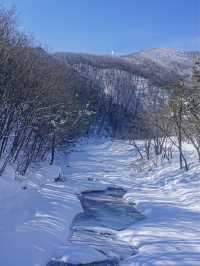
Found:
<box><xmin>1</xmin><ymin>0</ymin><xmax>199</xmax><ymax>54</ymax></box>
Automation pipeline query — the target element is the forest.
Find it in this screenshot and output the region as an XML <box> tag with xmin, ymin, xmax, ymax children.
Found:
<box><xmin>0</xmin><ymin>6</ymin><xmax>199</xmax><ymax>176</ymax></box>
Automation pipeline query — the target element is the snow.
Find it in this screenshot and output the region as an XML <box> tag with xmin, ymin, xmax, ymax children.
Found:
<box><xmin>130</xmin><ymin>48</ymin><xmax>193</xmax><ymax>69</ymax></box>
<box><xmin>1</xmin><ymin>137</ymin><xmax>200</xmax><ymax>265</ymax></box>
<box><xmin>64</xmin><ymin>138</ymin><xmax>200</xmax><ymax>265</ymax></box>
<box><xmin>0</xmin><ymin>166</ymin><xmax>82</xmax><ymax>266</ymax></box>
<box><xmin>51</xmin><ymin>244</ymin><xmax>108</xmax><ymax>264</ymax></box>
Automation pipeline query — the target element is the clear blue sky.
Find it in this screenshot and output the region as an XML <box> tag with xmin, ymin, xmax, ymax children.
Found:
<box><xmin>1</xmin><ymin>0</ymin><xmax>200</xmax><ymax>54</ymax></box>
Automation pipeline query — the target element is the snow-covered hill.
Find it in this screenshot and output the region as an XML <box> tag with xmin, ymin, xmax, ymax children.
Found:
<box><xmin>56</xmin><ymin>48</ymin><xmax>199</xmax><ymax>86</ymax></box>
<box><xmin>123</xmin><ymin>48</ymin><xmax>197</xmax><ymax>77</ymax></box>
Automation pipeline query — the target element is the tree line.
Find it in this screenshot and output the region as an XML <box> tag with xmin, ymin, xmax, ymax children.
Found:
<box><xmin>0</xmin><ymin>7</ymin><xmax>99</xmax><ymax>175</ymax></box>
<box><xmin>132</xmin><ymin>59</ymin><xmax>200</xmax><ymax>171</ymax></box>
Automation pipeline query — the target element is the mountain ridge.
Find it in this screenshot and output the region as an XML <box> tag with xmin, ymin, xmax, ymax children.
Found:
<box><xmin>55</xmin><ymin>48</ymin><xmax>199</xmax><ymax>86</ymax></box>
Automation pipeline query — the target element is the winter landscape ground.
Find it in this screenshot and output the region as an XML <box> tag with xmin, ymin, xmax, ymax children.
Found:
<box><xmin>1</xmin><ymin>137</ymin><xmax>200</xmax><ymax>266</ymax></box>
<box><xmin>0</xmin><ymin>1</ymin><xmax>199</xmax><ymax>266</ymax></box>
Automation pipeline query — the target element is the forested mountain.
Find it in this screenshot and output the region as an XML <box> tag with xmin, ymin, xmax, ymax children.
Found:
<box><xmin>124</xmin><ymin>48</ymin><xmax>196</xmax><ymax>77</ymax></box>
<box><xmin>54</xmin><ymin>48</ymin><xmax>198</xmax><ymax>137</ymax></box>
<box><xmin>55</xmin><ymin>48</ymin><xmax>197</xmax><ymax>87</ymax></box>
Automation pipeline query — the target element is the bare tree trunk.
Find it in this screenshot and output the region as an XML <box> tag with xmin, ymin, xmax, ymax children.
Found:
<box><xmin>50</xmin><ymin>132</ymin><xmax>56</xmax><ymax>165</ymax></box>
<box><xmin>132</xmin><ymin>140</ymin><xmax>144</xmax><ymax>160</ymax></box>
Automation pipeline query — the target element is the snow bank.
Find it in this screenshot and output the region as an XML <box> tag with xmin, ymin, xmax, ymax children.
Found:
<box><xmin>0</xmin><ymin>163</ymin><xmax>81</xmax><ymax>266</ymax></box>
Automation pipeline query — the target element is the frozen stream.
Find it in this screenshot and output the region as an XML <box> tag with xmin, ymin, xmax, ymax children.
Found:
<box><xmin>48</xmin><ymin>187</ymin><xmax>144</xmax><ymax>266</ymax></box>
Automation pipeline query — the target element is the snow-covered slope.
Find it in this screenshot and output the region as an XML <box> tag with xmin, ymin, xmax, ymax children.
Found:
<box><xmin>126</xmin><ymin>48</ymin><xmax>191</xmax><ymax>67</ymax></box>
<box><xmin>123</xmin><ymin>48</ymin><xmax>197</xmax><ymax>77</ymax></box>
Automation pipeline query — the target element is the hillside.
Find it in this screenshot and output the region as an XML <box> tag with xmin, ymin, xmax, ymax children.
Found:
<box><xmin>55</xmin><ymin>48</ymin><xmax>197</xmax><ymax>87</ymax></box>
<box><xmin>54</xmin><ymin>48</ymin><xmax>198</xmax><ymax>137</ymax></box>
<box><xmin>124</xmin><ymin>48</ymin><xmax>196</xmax><ymax>77</ymax></box>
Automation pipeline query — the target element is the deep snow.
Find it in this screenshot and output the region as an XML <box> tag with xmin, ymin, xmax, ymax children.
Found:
<box><xmin>1</xmin><ymin>138</ymin><xmax>200</xmax><ymax>265</ymax></box>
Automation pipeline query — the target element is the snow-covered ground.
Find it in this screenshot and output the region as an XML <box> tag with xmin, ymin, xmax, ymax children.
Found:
<box><xmin>1</xmin><ymin>137</ymin><xmax>200</xmax><ymax>265</ymax></box>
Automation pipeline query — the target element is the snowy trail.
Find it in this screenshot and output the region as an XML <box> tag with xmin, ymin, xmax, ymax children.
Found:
<box><xmin>62</xmin><ymin>139</ymin><xmax>200</xmax><ymax>266</ymax></box>
<box><xmin>1</xmin><ymin>138</ymin><xmax>200</xmax><ymax>266</ymax></box>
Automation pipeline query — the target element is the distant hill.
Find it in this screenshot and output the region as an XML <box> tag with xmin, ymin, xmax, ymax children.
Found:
<box><xmin>123</xmin><ymin>48</ymin><xmax>198</xmax><ymax>79</ymax></box>
<box><xmin>54</xmin><ymin>48</ymin><xmax>199</xmax><ymax>136</ymax></box>
<box><xmin>55</xmin><ymin>48</ymin><xmax>199</xmax><ymax>86</ymax></box>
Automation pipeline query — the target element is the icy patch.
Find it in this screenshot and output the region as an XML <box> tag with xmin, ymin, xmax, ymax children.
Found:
<box><xmin>49</xmin><ymin>187</ymin><xmax>140</xmax><ymax>265</ymax></box>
